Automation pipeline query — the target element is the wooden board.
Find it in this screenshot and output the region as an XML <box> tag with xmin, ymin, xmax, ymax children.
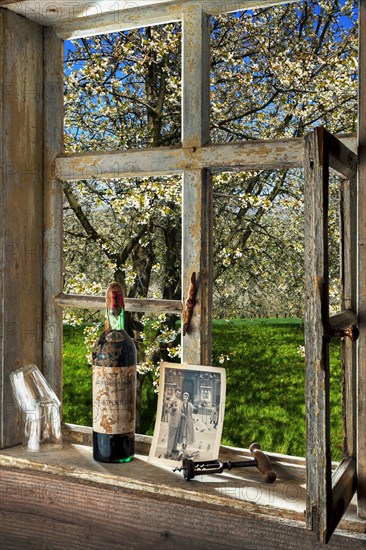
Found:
<box><xmin>358</xmin><ymin>0</ymin><xmax>366</xmax><ymax>521</ymax></box>
<box><xmin>42</xmin><ymin>28</ymin><xmax>64</xmax><ymax>401</ymax></box>
<box><xmin>0</xmin><ymin>9</ymin><xmax>44</xmax><ymax>448</ymax></box>
<box><xmin>55</xmin><ymin>293</ymin><xmax>182</xmax><ymax>315</ymax></box>
<box><xmin>181</xmin><ymin>5</ymin><xmax>212</xmax><ymax>366</ymax></box>
<box><xmin>340</xmin><ymin>177</ymin><xmax>357</xmax><ymax>458</ymax></box>
<box><xmin>0</xmin><ymin>443</ymin><xmax>364</xmax><ymax>549</ymax></box>
<box><xmin>56</xmin><ymin>1</ymin><xmax>300</xmax><ymax>40</ymax></box>
<box><xmin>304</xmin><ymin>128</ymin><xmax>361</xmax><ymax>541</ymax></box>
<box><xmin>3</xmin><ymin>1</ymin><xmax>300</xmax><ymax>38</ymax></box>
<box><xmin>182</xmin><ymin>6</ymin><xmax>210</xmax><ymax>147</ymax></box>
<box><xmin>304</xmin><ymin>128</ymin><xmax>332</xmax><ymax>542</ymax></box>
<box><xmin>55</xmin><ymin>136</ymin><xmax>357</xmax><ymax>182</ymax></box>
<box><xmin>0</xmin><ymin>4</ymin><xmax>4</xmax><ymax>452</ymax></box>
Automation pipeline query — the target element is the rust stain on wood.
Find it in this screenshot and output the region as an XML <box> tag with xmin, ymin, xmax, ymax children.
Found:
<box><xmin>182</xmin><ymin>272</ymin><xmax>197</xmax><ymax>336</ymax></box>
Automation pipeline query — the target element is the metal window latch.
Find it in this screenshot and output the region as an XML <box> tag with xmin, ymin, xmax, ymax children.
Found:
<box><xmin>330</xmin><ymin>325</ymin><xmax>359</xmax><ymax>341</ymax></box>
<box><xmin>173</xmin><ymin>443</ymin><xmax>276</xmax><ymax>483</ymax></box>
<box><xmin>328</xmin><ymin>310</ymin><xmax>359</xmax><ymax>341</ymax></box>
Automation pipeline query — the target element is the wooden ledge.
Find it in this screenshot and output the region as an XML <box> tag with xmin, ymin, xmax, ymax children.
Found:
<box><xmin>1</xmin><ymin>448</ymin><xmax>365</xmax><ymax>550</ymax></box>
<box><xmin>1</xmin><ymin>442</ymin><xmax>305</xmax><ymax>523</ymax></box>
<box><xmin>1</xmin><ymin>428</ymin><xmax>365</xmax><ymax>543</ymax></box>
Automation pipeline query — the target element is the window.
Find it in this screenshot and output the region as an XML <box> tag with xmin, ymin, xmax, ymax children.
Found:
<box><xmin>1</xmin><ymin>1</ymin><xmax>365</xmax><ymax>544</ymax></box>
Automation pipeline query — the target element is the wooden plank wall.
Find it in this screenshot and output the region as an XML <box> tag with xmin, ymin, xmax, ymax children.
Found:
<box><xmin>0</xmin><ymin>9</ymin><xmax>44</xmax><ymax>448</ymax></box>
<box><xmin>1</xmin><ymin>466</ymin><xmax>364</xmax><ymax>550</ymax></box>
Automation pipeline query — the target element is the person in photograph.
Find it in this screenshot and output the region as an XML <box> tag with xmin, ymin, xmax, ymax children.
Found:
<box><xmin>211</xmin><ymin>404</ymin><xmax>219</xmax><ymax>428</ymax></box>
<box><xmin>161</xmin><ymin>394</ymin><xmax>170</xmax><ymax>422</ymax></box>
<box><xmin>165</xmin><ymin>387</ymin><xmax>182</xmax><ymax>458</ymax></box>
<box><xmin>176</xmin><ymin>392</ymin><xmax>195</xmax><ymax>454</ymax></box>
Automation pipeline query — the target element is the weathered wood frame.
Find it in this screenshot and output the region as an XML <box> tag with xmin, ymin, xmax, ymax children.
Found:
<box><xmin>358</xmin><ymin>0</ymin><xmax>366</xmax><ymax>524</ymax></box>
<box><xmin>43</xmin><ymin>29</ymin><xmax>64</xmax><ymax>399</ymax></box>
<box><xmin>304</xmin><ymin>127</ymin><xmax>358</xmax><ymax>543</ymax></box>
<box><xmin>0</xmin><ymin>8</ymin><xmax>44</xmax><ymax>448</ymax></box>
<box><xmin>0</xmin><ymin>0</ymin><xmax>365</xmax><ymax>544</ymax></box>
<box><xmin>1</xmin><ymin>0</ymin><xmax>300</xmax><ymax>38</ymax></box>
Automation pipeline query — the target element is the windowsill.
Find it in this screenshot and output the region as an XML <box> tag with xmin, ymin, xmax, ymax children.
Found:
<box><xmin>0</xmin><ymin>424</ymin><xmax>364</xmax><ymax>539</ymax></box>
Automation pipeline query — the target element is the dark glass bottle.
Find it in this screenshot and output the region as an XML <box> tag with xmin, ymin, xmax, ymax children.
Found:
<box><xmin>92</xmin><ymin>283</ymin><xmax>137</xmax><ymax>463</ymax></box>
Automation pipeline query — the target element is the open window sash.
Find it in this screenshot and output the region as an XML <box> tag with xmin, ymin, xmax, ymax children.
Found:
<box><xmin>304</xmin><ymin>127</ymin><xmax>358</xmax><ymax>543</ymax></box>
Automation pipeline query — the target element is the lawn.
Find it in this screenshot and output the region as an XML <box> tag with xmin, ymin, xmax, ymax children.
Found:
<box><xmin>63</xmin><ymin>318</ymin><xmax>343</xmax><ymax>460</ymax></box>
<box><xmin>212</xmin><ymin>318</ymin><xmax>342</xmax><ymax>459</ymax></box>
<box><xmin>63</xmin><ymin>324</ymin><xmax>94</xmax><ymax>427</ymax></box>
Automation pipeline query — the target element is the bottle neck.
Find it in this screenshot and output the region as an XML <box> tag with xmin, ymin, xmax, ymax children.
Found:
<box><xmin>106</xmin><ymin>309</ymin><xmax>124</xmax><ymax>330</ymax></box>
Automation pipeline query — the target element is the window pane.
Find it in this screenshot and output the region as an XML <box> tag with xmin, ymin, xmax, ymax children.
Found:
<box><xmin>210</xmin><ymin>2</ymin><xmax>357</xmax><ymax>143</ymax></box>
<box><xmin>211</xmin><ymin>168</ymin><xmax>343</xmax><ymax>459</ymax></box>
<box><xmin>64</xmin><ymin>23</ymin><xmax>182</xmax><ymax>153</ymax></box>
<box><xmin>63</xmin><ymin>175</ymin><xmax>182</xmax><ymax>299</ymax></box>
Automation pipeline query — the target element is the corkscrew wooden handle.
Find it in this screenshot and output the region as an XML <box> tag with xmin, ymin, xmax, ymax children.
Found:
<box><xmin>249</xmin><ymin>442</ymin><xmax>276</xmax><ymax>483</ymax></box>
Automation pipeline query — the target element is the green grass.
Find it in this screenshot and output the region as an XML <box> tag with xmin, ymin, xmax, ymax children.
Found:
<box><xmin>63</xmin><ymin>318</ymin><xmax>343</xmax><ymax>460</ymax></box>
<box><xmin>63</xmin><ymin>324</ymin><xmax>93</xmax><ymax>426</ymax></box>
<box><xmin>212</xmin><ymin>318</ymin><xmax>342</xmax><ymax>460</ymax></box>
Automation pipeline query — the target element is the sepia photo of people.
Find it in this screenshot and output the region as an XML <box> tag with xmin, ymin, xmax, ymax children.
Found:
<box><xmin>149</xmin><ymin>363</ymin><xmax>226</xmax><ymax>467</ymax></box>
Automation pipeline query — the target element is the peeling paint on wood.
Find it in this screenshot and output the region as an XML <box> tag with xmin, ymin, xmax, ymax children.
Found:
<box><xmin>1</xmin><ymin>465</ymin><xmax>363</xmax><ymax>550</ymax></box>
<box><xmin>182</xmin><ymin>170</ymin><xmax>212</xmax><ymax>365</ymax></box>
<box><xmin>181</xmin><ymin>3</ymin><xmax>212</xmax><ymax>366</ymax></box>
<box><xmin>0</xmin><ymin>0</ymin><xmax>364</xmax><ymax>542</ymax></box>
<box><xmin>55</xmin><ymin>293</ymin><xmax>182</xmax><ymax>314</ymax></box>
<box><xmin>0</xmin><ymin>443</ymin><xmax>365</xmax><ymax>544</ymax></box>
<box><xmin>304</xmin><ymin>129</ymin><xmax>332</xmax><ymax>543</ymax></box>
<box><xmin>43</xmin><ymin>28</ymin><xmax>64</xmax><ymax>401</ymax></box>
<box><xmin>56</xmin><ymin>0</ymin><xmax>300</xmax><ymax>40</ymax></box>
<box><xmin>55</xmin><ymin>136</ymin><xmax>357</xmax><ymax>182</ymax></box>
<box><xmin>0</xmin><ymin>1</ymin><xmax>302</xmax><ymax>39</ymax></box>
<box><xmin>304</xmin><ymin>128</ymin><xmax>361</xmax><ymax>542</ymax></box>
<box><xmin>182</xmin><ymin>5</ymin><xmax>210</xmax><ymax>148</ymax></box>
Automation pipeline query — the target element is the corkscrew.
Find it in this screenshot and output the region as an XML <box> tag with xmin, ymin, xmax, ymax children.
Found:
<box><xmin>173</xmin><ymin>443</ymin><xmax>276</xmax><ymax>483</ymax></box>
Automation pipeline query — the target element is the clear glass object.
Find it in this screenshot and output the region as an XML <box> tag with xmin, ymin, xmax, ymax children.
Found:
<box><xmin>9</xmin><ymin>364</ymin><xmax>62</xmax><ymax>452</ymax></box>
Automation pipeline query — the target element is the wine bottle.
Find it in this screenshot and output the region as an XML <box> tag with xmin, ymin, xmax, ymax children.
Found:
<box><xmin>92</xmin><ymin>282</ymin><xmax>137</xmax><ymax>463</ymax></box>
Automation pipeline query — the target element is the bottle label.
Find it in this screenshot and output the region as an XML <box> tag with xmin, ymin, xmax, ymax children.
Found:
<box><xmin>92</xmin><ymin>365</ymin><xmax>136</xmax><ymax>434</ymax></box>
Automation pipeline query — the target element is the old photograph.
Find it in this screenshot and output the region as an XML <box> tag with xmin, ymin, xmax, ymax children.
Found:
<box><xmin>148</xmin><ymin>362</ymin><xmax>226</xmax><ymax>467</ymax></box>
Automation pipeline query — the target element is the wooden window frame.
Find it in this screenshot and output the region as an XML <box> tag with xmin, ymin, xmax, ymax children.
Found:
<box><xmin>43</xmin><ymin>1</ymin><xmax>362</xmax><ymax>540</ymax></box>
<box><xmin>304</xmin><ymin>127</ymin><xmax>358</xmax><ymax>542</ymax></box>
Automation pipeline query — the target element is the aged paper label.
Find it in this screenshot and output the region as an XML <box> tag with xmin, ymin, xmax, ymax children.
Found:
<box><xmin>93</xmin><ymin>365</ymin><xmax>136</xmax><ymax>434</ymax></box>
